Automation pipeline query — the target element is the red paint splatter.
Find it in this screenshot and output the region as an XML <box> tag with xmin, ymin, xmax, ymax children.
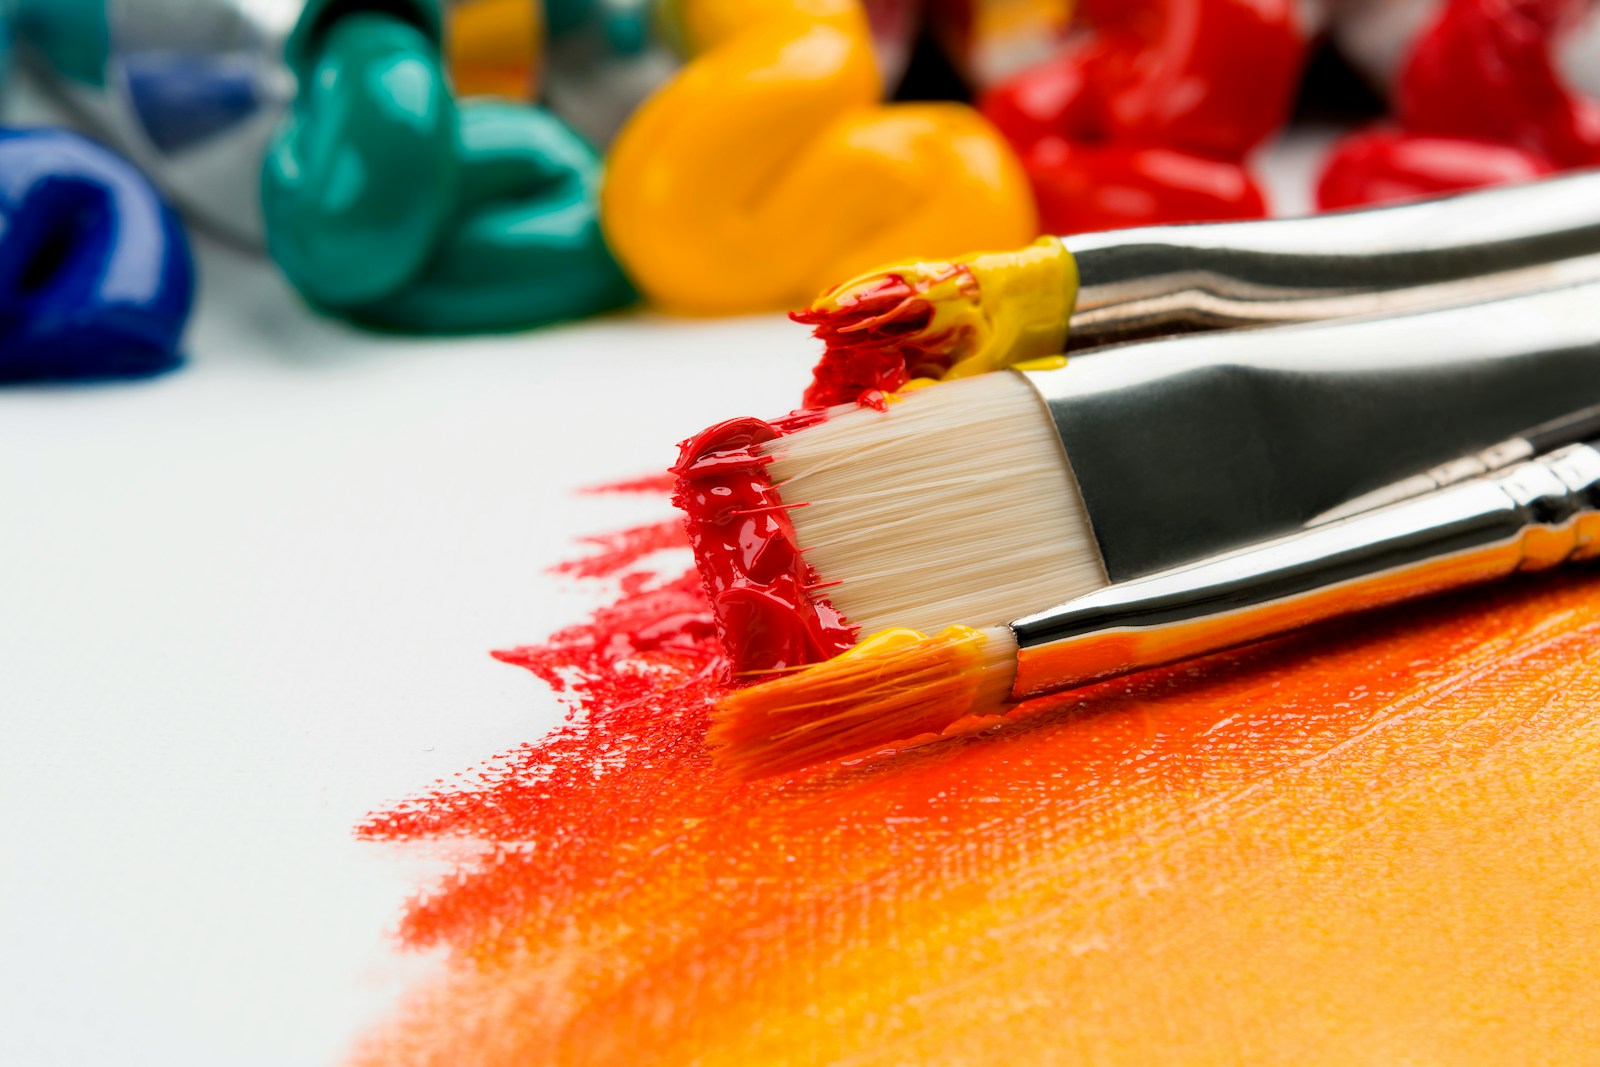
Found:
<box><xmin>359</xmin><ymin>502</ymin><xmax>738</xmax><ymax>955</ymax></box>
<box><xmin>552</xmin><ymin>521</ymin><xmax>686</xmax><ymax>581</ymax></box>
<box><xmin>668</xmin><ymin>412</ymin><xmax>856</xmax><ymax>678</ymax></box>
<box><xmin>582</xmin><ymin>472</ymin><xmax>679</xmax><ymax>495</ymax></box>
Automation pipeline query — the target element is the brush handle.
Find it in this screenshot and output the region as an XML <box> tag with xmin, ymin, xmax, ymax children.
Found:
<box><xmin>1308</xmin><ymin>403</ymin><xmax>1600</xmax><ymax>525</ymax></box>
<box><xmin>1026</xmin><ymin>277</ymin><xmax>1600</xmax><ymax>582</ymax></box>
<box><xmin>1063</xmin><ymin>169</ymin><xmax>1600</xmax><ymax>352</ymax></box>
<box><xmin>1009</xmin><ymin>442</ymin><xmax>1600</xmax><ymax>700</ymax></box>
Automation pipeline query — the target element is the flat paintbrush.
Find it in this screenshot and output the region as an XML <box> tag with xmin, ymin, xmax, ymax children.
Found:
<box><xmin>674</xmin><ymin>279</ymin><xmax>1600</xmax><ymax>678</ymax></box>
<box><xmin>795</xmin><ymin>170</ymin><xmax>1600</xmax><ymax>406</ymax></box>
<box><xmin>714</xmin><ymin>439</ymin><xmax>1600</xmax><ymax>778</ymax></box>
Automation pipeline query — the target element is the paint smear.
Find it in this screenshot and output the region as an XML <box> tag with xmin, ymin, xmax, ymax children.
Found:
<box><xmin>353</xmin><ymin>494</ymin><xmax>1600</xmax><ymax>1065</ymax></box>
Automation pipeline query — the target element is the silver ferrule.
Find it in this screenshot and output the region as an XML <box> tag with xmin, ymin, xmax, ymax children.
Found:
<box><xmin>1009</xmin><ymin>442</ymin><xmax>1600</xmax><ymax>700</ymax></box>
<box><xmin>1062</xmin><ymin>170</ymin><xmax>1600</xmax><ymax>352</ymax></box>
<box><xmin>1021</xmin><ymin>277</ymin><xmax>1600</xmax><ymax>583</ymax></box>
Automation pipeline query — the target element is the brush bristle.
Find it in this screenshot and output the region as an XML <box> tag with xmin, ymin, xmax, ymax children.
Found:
<box><xmin>711</xmin><ymin>625</ymin><xmax>1018</xmax><ymax>778</ymax></box>
<box><xmin>762</xmin><ymin>372</ymin><xmax>1107</xmax><ymax>638</ymax></box>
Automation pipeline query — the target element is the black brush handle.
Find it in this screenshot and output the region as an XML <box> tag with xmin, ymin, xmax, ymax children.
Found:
<box><xmin>1012</xmin><ymin>441</ymin><xmax>1600</xmax><ymax>699</ymax></box>
<box><xmin>1063</xmin><ymin>170</ymin><xmax>1600</xmax><ymax>351</ymax></box>
<box><xmin>1024</xmin><ymin>277</ymin><xmax>1600</xmax><ymax>582</ymax></box>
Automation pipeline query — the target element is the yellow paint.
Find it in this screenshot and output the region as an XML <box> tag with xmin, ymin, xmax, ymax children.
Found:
<box><xmin>1010</xmin><ymin>354</ymin><xmax>1069</xmax><ymax>372</ymax></box>
<box><xmin>445</xmin><ymin>0</ymin><xmax>541</xmax><ymax>100</ymax></box>
<box><xmin>811</xmin><ymin>236</ymin><xmax>1077</xmax><ymax>380</ymax></box>
<box><xmin>602</xmin><ymin>0</ymin><xmax>1037</xmax><ymax>314</ymax></box>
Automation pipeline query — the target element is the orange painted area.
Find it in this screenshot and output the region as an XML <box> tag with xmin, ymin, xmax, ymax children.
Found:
<box><xmin>353</xmin><ymin>519</ymin><xmax>1600</xmax><ymax>1063</ymax></box>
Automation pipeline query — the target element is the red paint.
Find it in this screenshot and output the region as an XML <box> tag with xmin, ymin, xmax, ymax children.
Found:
<box><xmin>553</xmin><ymin>520</ymin><xmax>687</xmax><ymax>580</ymax></box>
<box><xmin>670</xmin><ymin>414</ymin><xmax>857</xmax><ymax>677</ymax></box>
<box><xmin>582</xmin><ymin>471</ymin><xmax>680</xmax><ymax>495</ymax></box>
<box><xmin>978</xmin><ymin>0</ymin><xmax>1305</xmax><ymax>230</ymax></box>
<box><xmin>1316</xmin><ymin>0</ymin><xmax>1598</xmax><ymax>209</ymax></box>
<box><xmin>1316</xmin><ymin>128</ymin><xmax>1559</xmax><ymax>211</ymax></box>
<box><xmin>792</xmin><ymin>265</ymin><xmax>977</xmax><ymax>408</ymax></box>
<box><xmin>1400</xmin><ymin>0</ymin><xmax>1600</xmax><ymax>168</ymax></box>
<box><xmin>360</xmin><ymin>518</ymin><xmax>734</xmax><ymax>954</ymax></box>
<box><xmin>1022</xmin><ymin>139</ymin><xmax>1266</xmax><ymax>233</ymax></box>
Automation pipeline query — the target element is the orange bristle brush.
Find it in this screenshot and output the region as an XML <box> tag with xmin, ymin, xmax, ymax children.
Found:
<box><xmin>716</xmin><ymin>434</ymin><xmax>1600</xmax><ymax>777</ymax></box>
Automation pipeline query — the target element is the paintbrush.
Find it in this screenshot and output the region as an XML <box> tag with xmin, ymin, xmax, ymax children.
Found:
<box><xmin>674</xmin><ymin>279</ymin><xmax>1600</xmax><ymax>679</ymax></box>
<box><xmin>713</xmin><ymin>438</ymin><xmax>1600</xmax><ymax>777</ymax></box>
<box><xmin>794</xmin><ymin>170</ymin><xmax>1600</xmax><ymax>406</ymax></box>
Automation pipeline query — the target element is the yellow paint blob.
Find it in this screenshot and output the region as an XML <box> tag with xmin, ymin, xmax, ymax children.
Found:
<box><xmin>602</xmin><ymin>0</ymin><xmax>1037</xmax><ymax>314</ymax></box>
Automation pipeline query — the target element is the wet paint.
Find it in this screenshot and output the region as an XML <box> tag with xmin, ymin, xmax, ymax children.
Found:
<box><xmin>980</xmin><ymin>0</ymin><xmax>1308</xmax><ymax>231</ymax></box>
<box><xmin>794</xmin><ymin>238</ymin><xmax>1075</xmax><ymax>408</ymax></box>
<box><xmin>669</xmin><ymin>414</ymin><xmax>857</xmax><ymax>676</ymax></box>
<box><xmin>352</xmin><ymin>490</ymin><xmax>1600</xmax><ymax>1066</ymax></box>
<box><xmin>1316</xmin><ymin>0</ymin><xmax>1600</xmax><ymax>209</ymax></box>
<box><xmin>600</xmin><ymin>0</ymin><xmax>1036</xmax><ymax>314</ymax></box>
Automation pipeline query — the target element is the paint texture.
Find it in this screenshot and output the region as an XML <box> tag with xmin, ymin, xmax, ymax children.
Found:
<box><xmin>353</xmin><ymin>491</ymin><xmax>1600</xmax><ymax>1065</ymax></box>
<box><xmin>600</xmin><ymin>0</ymin><xmax>1036</xmax><ymax>314</ymax></box>
<box><xmin>671</xmin><ymin>413</ymin><xmax>858</xmax><ymax>675</ymax></box>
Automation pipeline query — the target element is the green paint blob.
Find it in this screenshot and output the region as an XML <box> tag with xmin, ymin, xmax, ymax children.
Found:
<box><xmin>263</xmin><ymin>6</ymin><xmax>634</xmax><ymax>332</ymax></box>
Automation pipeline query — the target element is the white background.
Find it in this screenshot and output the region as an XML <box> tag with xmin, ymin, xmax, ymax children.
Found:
<box><xmin>0</xmin><ymin>79</ymin><xmax>1324</xmax><ymax>1065</ymax></box>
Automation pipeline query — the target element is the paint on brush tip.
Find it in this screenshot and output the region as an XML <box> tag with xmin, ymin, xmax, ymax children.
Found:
<box><xmin>794</xmin><ymin>238</ymin><xmax>1077</xmax><ymax>407</ymax></box>
<box><xmin>670</xmin><ymin>412</ymin><xmax>858</xmax><ymax>678</ymax></box>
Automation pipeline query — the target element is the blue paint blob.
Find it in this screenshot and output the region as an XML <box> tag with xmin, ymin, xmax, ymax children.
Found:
<box><xmin>0</xmin><ymin>127</ymin><xmax>195</xmax><ymax>383</ymax></box>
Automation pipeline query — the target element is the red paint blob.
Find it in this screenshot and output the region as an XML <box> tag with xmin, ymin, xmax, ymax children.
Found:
<box><xmin>1315</xmin><ymin>128</ymin><xmax>1559</xmax><ymax>211</ymax></box>
<box><xmin>1400</xmin><ymin>0</ymin><xmax>1600</xmax><ymax>169</ymax></box>
<box><xmin>793</xmin><ymin>265</ymin><xmax>978</xmax><ymax>409</ymax></box>
<box><xmin>977</xmin><ymin>0</ymin><xmax>1304</xmax><ymax>231</ymax></box>
<box><xmin>1315</xmin><ymin>0</ymin><xmax>1599</xmax><ymax>209</ymax></box>
<box><xmin>669</xmin><ymin>415</ymin><xmax>857</xmax><ymax>677</ymax></box>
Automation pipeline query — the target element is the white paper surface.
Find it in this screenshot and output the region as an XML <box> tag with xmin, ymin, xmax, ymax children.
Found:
<box><xmin>0</xmin><ymin>78</ymin><xmax>1332</xmax><ymax>1065</ymax></box>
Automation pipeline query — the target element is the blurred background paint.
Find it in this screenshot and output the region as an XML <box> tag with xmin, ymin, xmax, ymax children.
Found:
<box><xmin>2</xmin><ymin>0</ymin><xmax>1596</xmax><ymax>336</ymax></box>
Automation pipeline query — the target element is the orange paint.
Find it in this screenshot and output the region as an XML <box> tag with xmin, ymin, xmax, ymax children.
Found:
<box><xmin>353</xmin><ymin>503</ymin><xmax>1600</xmax><ymax>1065</ymax></box>
<box><xmin>446</xmin><ymin>0</ymin><xmax>542</xmax><ymax>100</ymax></box>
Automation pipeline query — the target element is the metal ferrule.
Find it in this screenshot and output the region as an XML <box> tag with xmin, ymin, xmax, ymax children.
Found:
<box><xmin>1062</xmin><ymin>170</ymin><xmax>1600</xmax><ymax>352</ymax></box>
<box><xmin>1009</xmin><ymin>442</ymin><xmax>1600</xmax><ymax>700</ymax></box>
<box><xmin>1021</xmin><ymin>277</ymin><xmax>1600</xmax><ymax>583</ymax></box>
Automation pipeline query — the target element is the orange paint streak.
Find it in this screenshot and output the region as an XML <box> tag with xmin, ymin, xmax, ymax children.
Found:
<box><xmin>354</xmin><ymin>508</ymin><xmax>1600</xmax><ymax>1065</ymax></box>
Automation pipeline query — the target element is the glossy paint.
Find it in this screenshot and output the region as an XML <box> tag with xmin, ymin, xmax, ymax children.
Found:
<box><xmin>671</xmin><ymin>412</ymin><xmax>857</xmax><ymax>674</ymax></box>
<box><xmin>794</xmin><ymin>238</ymin><xmax>1075</xmax><ymax>406</ymax></box>
<box><xmin>1316</xmin><ymin>0</ymin><xmax>1600</xmax><ymax>209</ymax></box>
<box><xmin>1317</xmin><ymin>128</ymin><xmax>1560</xmax><ymax>210</ymax></box>
<box><xmin>980</xmin><ymin>0</ymin><xmax>1306</xmax><ymax>231</ymax></box>
<box><xmin>263</xmin><ymin>9</ymin><xmax>633</xmax><ymax>331</ymax></box>
<box><xmin>601</xmin><ymin>0</ymin><xmax>1036</xmax><ymax>314</ymax></box>
<box><xmin>351</xmin><ymin>501</ymin><xmax>1600</xmax><ymax>1065</ymax></box>
<box><xmin>0</xmin><ymin>127</ymin><xmax>194</xmax><ymax>382</ymax></box>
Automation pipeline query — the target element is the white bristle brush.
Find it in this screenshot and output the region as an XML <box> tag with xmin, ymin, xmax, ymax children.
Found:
<box><xmin>763</xmin><ymin>279</ymin><xmax>1600</xmax><ymax>648</ymax></box>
